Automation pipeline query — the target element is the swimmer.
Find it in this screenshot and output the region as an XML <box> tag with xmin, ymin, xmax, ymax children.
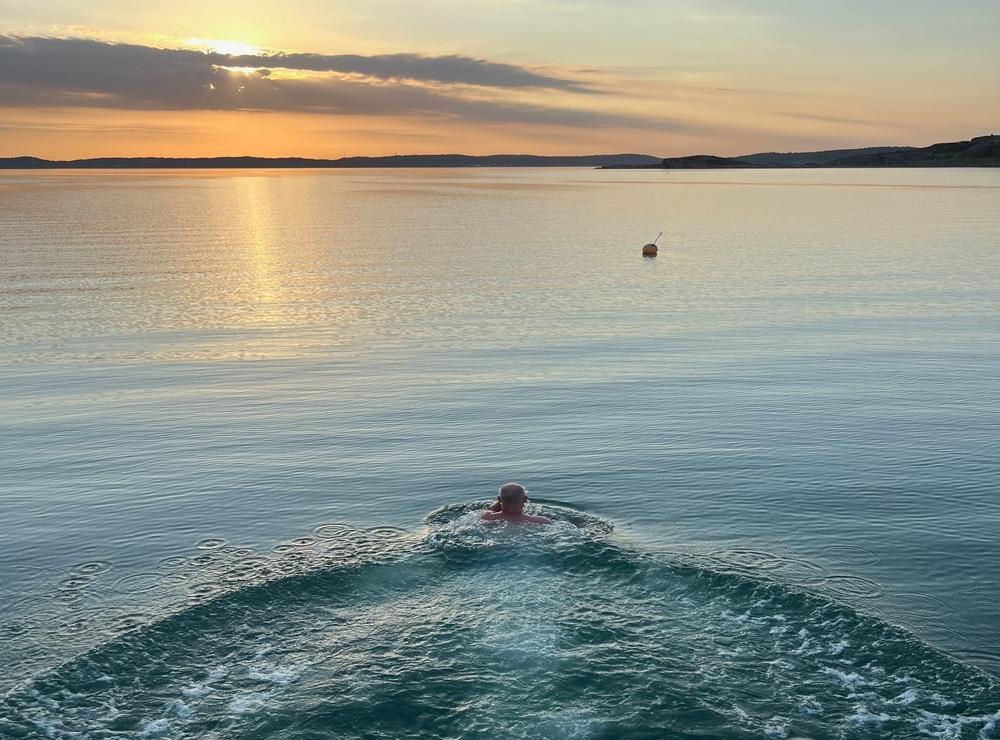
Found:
<box><xmin>481</xmin><ymin>482</ymin><xmax>551</xmax><ymax>524</ymax></box>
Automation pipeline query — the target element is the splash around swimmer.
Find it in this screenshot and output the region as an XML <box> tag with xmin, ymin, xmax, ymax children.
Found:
<box><xmin>480</xmin><ymin>482</ymin><xmax>552</xmax><ymax>525</ymax></box>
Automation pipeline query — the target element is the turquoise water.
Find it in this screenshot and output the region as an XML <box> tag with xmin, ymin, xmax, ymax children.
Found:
<box><xmin>1</xmin><ymin>168</ymin><xmax>998</xmax><ymax>738</ymax></box>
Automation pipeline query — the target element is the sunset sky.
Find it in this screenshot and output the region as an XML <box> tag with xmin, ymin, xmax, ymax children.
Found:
<box><xmin>1</xmin><ymin>0</ymin><xmax>997</xmax><ymax>158</ymax></box>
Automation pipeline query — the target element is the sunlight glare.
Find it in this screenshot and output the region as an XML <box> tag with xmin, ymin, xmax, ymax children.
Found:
<box><xmin>186</xmin><ymin>38</ymin><xmax>261</xmax><ymax>57</ymax></box>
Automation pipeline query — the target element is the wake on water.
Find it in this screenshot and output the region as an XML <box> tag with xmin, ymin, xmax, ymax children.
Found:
<box><xmin>1</xmin><ymin>503</ymin><xmax>998</xmax><ymax>739</ymax></box>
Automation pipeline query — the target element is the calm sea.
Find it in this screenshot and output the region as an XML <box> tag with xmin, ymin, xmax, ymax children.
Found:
<box><xmin>1</xmin><ymin>167</ymin><xmax>998</xmax><ymax>738</ymax></box>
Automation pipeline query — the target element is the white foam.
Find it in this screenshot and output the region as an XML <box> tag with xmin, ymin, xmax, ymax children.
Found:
<box><xmin>767</xmin><ymin>658</ymin><xmax>794</xmax><ymax>677</ymax></box>
<box><xmin>893</xmin><ymin>688</ymin><xmax>920</xmax><ymax>705</ymax></box>
<box><xmin>100</xmin><ymin>700</ymin><xmax>121</xmax><ymax>722</ymax></box>
<box><xmin>427</xmin><ymin>510</ymin><xmax>587</xmax><ymax>551</ymax></box>
<box><xmin>915</xmin><ymin>708</ymin><xmax>1000</xmax><ymax>739</ymax></box>
<box><xmin>797</xmin><ymin>695</ymin><xmax>823</xmax><ymax>715</ymax></box>
<box><xmin>828</xmin><ymin>639</ymin><xmax>848</xmax><ymax>655</ymax></box>
<box><xmin>821</xmin><ymin>667</ymin><xmax>863</xmax><ymax>687</ymax></box>
<box><xmin>140</xmin><ymin>718</ymin><xmax>170</xmax><ymax>737</ymax></box>
<box><xmin>182</xmin><ymin>665</ymin><xmax>227</xmax><ymax>698</ymax></box>
<box><xmin>248</xmin><ymin>665</ymin><xmax>296</xmax><ymax>685</ymax></box>
<box><xmin>228</xmin><ymin>693</ymin><xmax>266</xmax><ymax>714</ymax></box>
<box><xmin>207</xmin><ymin>666</ymin><xmax>227</xmax><ymax>681</ymax></box>
<box><xmin>27</xmin><ymin>717</ymin><xmax>60</xmax><ymax>740</ymax></box>
<box><xmin>850</xmin><ymin>706</ymin><xmax>891</xmax><ymax>725</ymax></box>
<box><xmin>763</xmin><ymin>715</ymin><xmax>790</xmax><ymax>737</ymax></box>
<box><xmin>792</xmin><ymin>639</ymin><xmax>812</xmax><ymax>655</ymax></box>
<box><xmin>928</xmin><ymin>692</ymin><xmax>955</xmax><ymax>708</ymax></box>
<box><xmin>181</xmin><ymin>684</ymin><xmax>208</xmax><ymax>699</ymax></box>
<box><xmin>985</xmin><ymin>711</ymin><xmax>1000</xmax><ymax>735</ymax></box>
<box><xmin>531</xmin><ymin>707</ymin><xmax>608</xmax><ymax>737</ymax></box>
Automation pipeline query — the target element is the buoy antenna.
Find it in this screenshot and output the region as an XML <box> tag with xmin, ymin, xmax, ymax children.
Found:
<box><xmin>652</xmin><ymin>232</ymin><xmax>663</xmax><ymax>245</ymax></box>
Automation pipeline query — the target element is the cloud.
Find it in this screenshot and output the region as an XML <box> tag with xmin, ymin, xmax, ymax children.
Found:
<box><xmin>0</xmin><ymin>35</ymin><xmax>684</xmax><ymax>130</ymax></box>
<box><xmin>226</xmin><ymin>51</ymin><xmax>590</xmax><ymax>92</ymax></box>
<box><xmin>0</xmin><ymin>120</ymin><xmax>208</xmax><ymax>136</ymax></box>
<box><xmin>0</xmin><ymin>35</ymin><xmax>586</xmax><ymax>95</ymax></box>
<box><xmin>778</xmin><ymin>111</ymin><xmax>886</xmax><ymax>127</ymax></box>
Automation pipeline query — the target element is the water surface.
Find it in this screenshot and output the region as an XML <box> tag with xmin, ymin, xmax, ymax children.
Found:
<box><xmin>1</xmin><ymin>167</ymin><xmax>998</xmax><ymax>738</ymax></box>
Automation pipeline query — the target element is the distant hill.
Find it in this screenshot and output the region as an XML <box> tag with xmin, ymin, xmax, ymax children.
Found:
<box><xmin>828</xmin><ymin>135</ymin><xmax>1000</xmax><ymax>167</ymax></box>
<box><xmin>0</xmin><ymin>153</ymin><xmax>661</xmax><ymax>170</ymax></box>
<box><xmin>601</xmin><ymin>135</ymin><xmax>999</xmax><ymax>169</ymax></box>
<box><xmin>6</xmin><ymin>136</ymin><xmax>997</xmax><ymax>170</ymax></box>
<box><xmin>736</xmin><ymin>146</ymin><xmax>913</xmax><ymax>167</ymax></box>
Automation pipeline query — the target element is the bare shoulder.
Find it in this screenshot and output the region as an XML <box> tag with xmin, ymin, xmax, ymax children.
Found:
<box><xmin>480</xmin><ymin>510</ymin><xmax>501</xmax><ymax>521</ymax></box>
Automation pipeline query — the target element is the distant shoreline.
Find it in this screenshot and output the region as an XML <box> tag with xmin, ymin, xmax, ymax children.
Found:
<box><xmin>604</xmin><ymin>163</ymin><xmax>999</xmax><ymax>169</ymax></box>
<box><xmin>0</xmin><ymin>154</ymin><xmax>660</xmax><ymax>170</ymax></box>
<box><xmin>1</xmin><ymin>163</ymin><xmax>994</xmax><ymax>171</ymax></box>
<box><xmin>603</xmin><ymin>135</ymin><xmax>999</xmax><ymax>169</ymax></box>
<box><xmin>2</xmin><ymin>135</ymin><xmax>996</xmax><ymax>170</ymax></box>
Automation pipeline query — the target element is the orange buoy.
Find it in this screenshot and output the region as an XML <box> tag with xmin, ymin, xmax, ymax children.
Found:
<box><xmin>642</xmin><ymin>231</ymin><xmax>663</xmax><ymax>257</ymax></box>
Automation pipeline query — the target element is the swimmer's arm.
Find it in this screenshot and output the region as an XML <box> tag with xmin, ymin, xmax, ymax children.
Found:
<box><xmin>488</xmin><ymin>500</ymin><xmax>502</xmax><ymax>512</ymax></box>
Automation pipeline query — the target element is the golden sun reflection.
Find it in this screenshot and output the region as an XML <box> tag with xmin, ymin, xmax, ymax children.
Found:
<box><xmin>237</xmin><ymin>176</ymin><xmax>285</xmax><ymax>322</ymax></box>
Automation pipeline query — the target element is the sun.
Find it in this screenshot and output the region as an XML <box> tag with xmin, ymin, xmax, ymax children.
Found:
<box><xmin>186</xmin><ymin>38</ymin><xmax>261</xmax><ymax>57</ymax></box>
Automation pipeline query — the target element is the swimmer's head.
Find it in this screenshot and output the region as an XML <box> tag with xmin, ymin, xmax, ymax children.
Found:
<box><xmin>497</xmin><ymin>482</ymin><xmax>528</xmax><ymax>512</ymax></box>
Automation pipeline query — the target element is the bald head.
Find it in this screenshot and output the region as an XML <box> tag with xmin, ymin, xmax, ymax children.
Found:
<box><xmin>498</xmin><ymin>482</ymin><xmax>528</xmax><ymax>508</ymax></box>
<box><xmin>481</xmin><ymin>481</ymin><xmax>551</xmax><ymax>524</ymax></box>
